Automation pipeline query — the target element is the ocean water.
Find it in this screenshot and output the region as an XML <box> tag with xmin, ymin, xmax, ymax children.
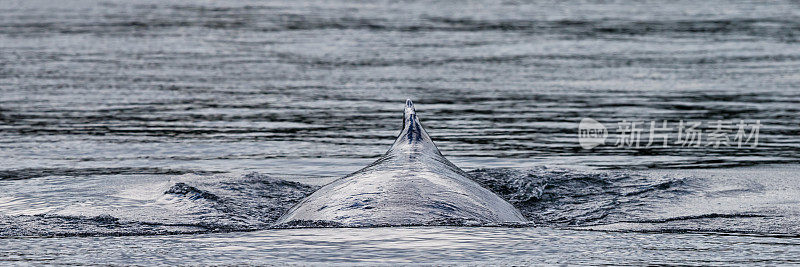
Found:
<box><xmin>1</xmin><ymin>0</ymin><xmax>800</xmax><ymax>265</ymax></box>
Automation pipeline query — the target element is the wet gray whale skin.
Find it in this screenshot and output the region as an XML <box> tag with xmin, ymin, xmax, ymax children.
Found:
<box><xmin>275</xmin><ymin>100</ymin><xmax>527</xmax><ymax>227</ymax></box>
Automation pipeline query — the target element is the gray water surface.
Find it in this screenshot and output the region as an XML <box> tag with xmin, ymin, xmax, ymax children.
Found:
<box><xmin>2</xmin><ymin>0</ymin><xmax>799</xmax><ymax>176</ymax></box>
<box><xmin>5</xmin><ymin>227</ymin><xmax>800</xmax><ymax>265</ymax></box>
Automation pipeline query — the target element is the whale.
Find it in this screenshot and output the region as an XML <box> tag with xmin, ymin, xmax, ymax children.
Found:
<box><xmin>274</xmin><ymin>100</ymin><xmax>527</xmax><ymax>227</ymax></box>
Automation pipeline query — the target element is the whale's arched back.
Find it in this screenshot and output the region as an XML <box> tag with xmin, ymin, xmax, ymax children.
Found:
<box><xmin>274</xmin><ymin>99</ymin><xmax>527</xmax><ymax>227</ymax></box>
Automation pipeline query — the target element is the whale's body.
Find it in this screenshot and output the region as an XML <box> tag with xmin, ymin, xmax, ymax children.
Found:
<box><xmin>275</xmin><ymin>100</ymin><xmax>526</xmax><ymax>227</ymax></box>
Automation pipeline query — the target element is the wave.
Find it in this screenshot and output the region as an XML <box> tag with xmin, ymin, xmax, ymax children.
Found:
<box><xmin>468</xmin><ymin>167</ymin><xmax>692</xmax><ymax>226</ymax></box>
<box><xmin>1</xmin><ymin>167</ymin><xmax>795</xmax><ymax>237</ymax></box>
<box><xmin>0</xmin><ymin>167</ymin><xmax>222</xmax><ymax>181</ymax></box>
<box><xmin>4</xmin><ymin>11</ymin><xmax>798</xmax><ymax>40</ymax></box>
<box><xmin>0</xmin><ymin>172</ymin><xmax>318</xmax><ymax>237</ymax></box>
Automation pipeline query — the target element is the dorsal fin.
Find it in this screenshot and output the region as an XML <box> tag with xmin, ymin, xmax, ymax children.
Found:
<box><xmin>389</xmin><ymin>99</ymin><xmax>440</xmax><ymax>154</ymax></box>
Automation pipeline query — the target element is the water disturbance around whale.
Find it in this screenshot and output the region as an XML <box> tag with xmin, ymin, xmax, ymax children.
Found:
<box><xmin>274</xmin><ymin>100</ymin><xmax>528</xmax><ymax>227</ymax></box>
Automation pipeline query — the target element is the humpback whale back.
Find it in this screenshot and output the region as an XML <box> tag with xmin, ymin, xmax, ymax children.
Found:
<box><xmin>275</xmin><ymin>100</ymin><xmax>527</xmax><ymax>227</ymax></box>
